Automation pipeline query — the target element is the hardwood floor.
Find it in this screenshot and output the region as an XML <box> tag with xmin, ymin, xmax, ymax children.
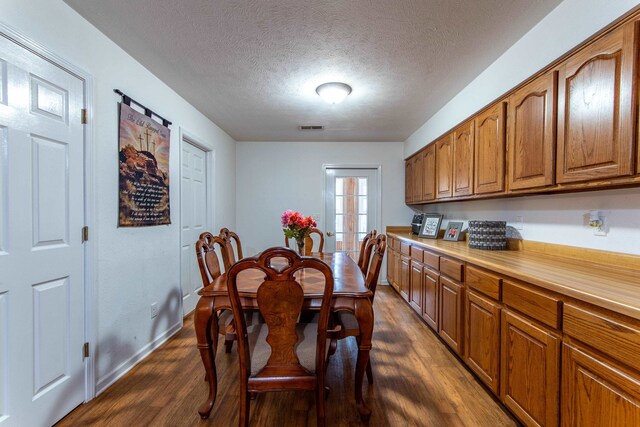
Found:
<box><xmin>57</xmin><ymin>287</ymin><xmax>518</xmax><ymax>426</ymax></box>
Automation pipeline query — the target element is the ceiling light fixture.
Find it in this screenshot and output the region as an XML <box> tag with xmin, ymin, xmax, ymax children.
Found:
<box><xmin>316</xmin><ymin>82</ymin><xmax>352</xmax><ymax>104</ymax></box>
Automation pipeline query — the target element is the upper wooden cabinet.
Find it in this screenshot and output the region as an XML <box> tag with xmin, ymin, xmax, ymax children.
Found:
<box><xmin>557</xmin><ymin>22</ymin><xmax>638</xmax><ymax>184</ymax></box>
<box><xmin>422</xmin><ymin>144</ymin><xmax>436</xmax><ymax>201</ymax></box>
<box><xmin>435</xmin><ymin>134</ymin><xmax>454</xmax><ymax>199</ymax></box>
<box><xmin>404</xmin><ymin>160</ymin><xmax>413</xmax><ymax>204</ymax></box>
<box><xmin>412</xmin><ymin>152</ymin><xmax>424</xmax><ymax>202</ymax></box>
<box><xmin>452</xmin><ymin>120</ymin><xmax>475</xmax><ymax>197</ymax></box>
<box><xmin>475</xmin><ymin>102</ymin><xmax>506</xmax><ymax>194</ymax></box>
<box><xmin>508</xmin><ymin>71</ymin><xmax>557</xmax><ymax>191</ymax></box>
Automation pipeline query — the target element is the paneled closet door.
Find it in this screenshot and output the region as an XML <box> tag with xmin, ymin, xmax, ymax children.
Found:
<box><xmin>0</xmin><ymin>34</ymin><xmax>86</xmax><ymax>427</ymax></box>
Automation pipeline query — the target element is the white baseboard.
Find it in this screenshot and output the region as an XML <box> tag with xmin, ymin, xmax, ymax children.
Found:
<box><xmin>95</xmin><ymin>321</ymin><xmax>183</xmax><ymax>395</ymax></box>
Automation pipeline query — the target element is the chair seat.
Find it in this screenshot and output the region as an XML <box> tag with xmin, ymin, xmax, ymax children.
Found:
<box><xmin>335</xmin><ymin>310</ymin><xmax>360</xmax><ymax>336</ymax></box>
<box><xmin>247</xmin><ymin>322</ymin><xmax>329</xmax><ymax>375</ymax></box>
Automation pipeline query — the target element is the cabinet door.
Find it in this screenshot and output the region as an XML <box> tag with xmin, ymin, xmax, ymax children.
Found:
<box><xmin>465</xmin><ymin>291</ymin><xmax>501</xmax><ymax>394</ymax></box>
<box><xmin>475</xmin><ymin>101</ymin><xmax>506</xmax><ymax>194</ymax></box>
<box><xmin>453</xmin><ymin>120</ymin><xmax>475</xmax><ymax>197</ymax></box>
<box><xmin>422</xmin><ymin>144</ymin><xmax>436</xmax><ymax>201</ymax></box>
<box><xmin>409</xmin><ymin>261</ymin><xmax>423</xmax><ymax>313</ymax></box>
<box><xmin>439</xmin><ymin>276</ymin><xmax>464</xmax><ymax>355</ymax></box>
<box><xmin>387</xmin><ymin>249</ymin><xmax>396</xmax><ymax>290</ymax></box>
<box><xmin>557</xmin><ymin>22</ymin><xmax>637</xmax><ymax>183</ymax></box>
<box><xmin>508</xmin><ymin>71</ymin><xmax>557</xmax><ymax>191</ymax></box>
<box><xmin>400</xmin><ymin>255</ymin><xmax>411</xmax><ymax>301</ymax></box>
<box><xmin>394</xmin><ymin>250</ymin><xmax>401</xmax><ymax>292</ymax></box>
<box><xmin>405</xmin><ymin>160</ymin><xmax>413</xmax><ymax>204</ymax></box>
<box><xmin>501</xmin><ymin>309</ymin><xmax>560</xmax><ymax>427</ymax></box>
<box><xmin>412</xmin><ymin>152</ymin><xmax>424</xmax><ymax>203</ymax></box>
<box><xmin>562</xmin><ymin>343</ymin><xmax>640</xmax><ymax>426</ymax></box>
<box><xmin>435</xmin><ymin>134</ymin><xmax>454</xmax><ymax>199</ymax></box>
<box><xmin>422</xmin><ymin>268</ymin><xmax>439</xmax><ymax>331</ymax></box>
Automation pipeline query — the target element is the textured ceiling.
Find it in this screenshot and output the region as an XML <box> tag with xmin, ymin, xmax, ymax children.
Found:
<box><xmin>64</xmin><ymin>0</ymin><xmax>563</xmax><ymax>142</ymax></box>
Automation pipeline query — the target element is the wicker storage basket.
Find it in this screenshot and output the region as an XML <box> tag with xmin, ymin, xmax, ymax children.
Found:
<box><xmin>468</xmin><ymin>221</ymin><xmax>507</xmax><ymax>250</ymax></box>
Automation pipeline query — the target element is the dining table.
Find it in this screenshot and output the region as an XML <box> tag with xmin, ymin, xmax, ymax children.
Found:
<box><xmin>194</xmin><ymin>251</ymin><xmax>375</xmax><ymax>421</ymax></box>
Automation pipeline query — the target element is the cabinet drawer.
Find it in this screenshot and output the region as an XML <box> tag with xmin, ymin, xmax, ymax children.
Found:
<box><xmin>466</xmin><ymin>265</ymin><xmax>501</xmax><ymax>301</ymax></box>
<box><xmin>423</xmin><ymin>250</ymin><xmax>440</xmax><ymax>271</ymax></box>
<box><xmin>503</xmin><ymin>280</ymin><xmax>560</xmax><ymax>329</ymax></box>
<box><xmin>440</xmin><ymin>257</ymin><xmax>464</xmax><ymax>282</ymax></box>
<box><xmin>400</xmin><ymin>242</ymin><xmax>411</xmax><ymax>255</ymax></box>
<box><xmin>564</xmin><ymin>303</ymin><xmax>640</xmax><ymax>372</ymax></box>
<box><xmin>410</xmin><ymin>246</ymin><xmax>423</xmax><ymax>262</ymax></box>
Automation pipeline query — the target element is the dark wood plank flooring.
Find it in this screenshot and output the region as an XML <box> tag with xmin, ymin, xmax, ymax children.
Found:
<box><xmin>57</xmin><ymin>286</ymin><xmax>518</xmax><ymax>426</ymax></box>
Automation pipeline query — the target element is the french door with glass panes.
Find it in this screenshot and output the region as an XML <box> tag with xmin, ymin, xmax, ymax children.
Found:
<box><xmin>325</xmin><ymin>168</ymin><xmax>379</xmax><ymax>262</ymax></box>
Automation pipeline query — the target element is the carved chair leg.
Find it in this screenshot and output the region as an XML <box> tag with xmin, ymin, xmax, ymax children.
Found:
<box><xmin>239</xmin><ymin>388</ymin><xmax>250</xmax><ymax>427</ymax></box>
<box><xmin>224</xmin><ymin>338</ymin><xmax>234</xmax><ymax>353</ymax></box>
<box><xmin>316</xmin><ymin>381</ymin><xmax>326</xmax><ymax>427</ymax></box>
<box><xmin>366</xmin><ymin>359</ymin><xmax>374</xmax><ymax>384</ymax></box>
<box><xmin>327</xmin><ymin>338</ymin><xmax>337</xmax><ymax>357</ymax></box>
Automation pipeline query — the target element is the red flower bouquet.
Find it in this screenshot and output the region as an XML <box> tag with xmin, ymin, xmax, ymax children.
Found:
<box><xmin>281</xmin><ymin>210</ymin><xmax>317</xmax><ymax>254</ymax></box>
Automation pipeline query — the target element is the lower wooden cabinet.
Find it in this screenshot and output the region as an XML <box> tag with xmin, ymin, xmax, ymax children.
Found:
<box><xmin>409</xmin><ymin>260</ymin><xmax>423</xmax><ymax>313</ymax></box>
<box><xmin>422</xmin><ymin>268</ymin><xmax>439</xmax><ymax>330</ymax></box>
<box><xmin>465</xmin><ymin>290</ymin><xmax>500</xmax><ymax>394</ymax></box>
<box><xmin>386</xmin><ymin>248</ymin><xmax>396</xmax><ymax>289</ymax></box>
<box><xmin>439</xmin><ymin>276</ymin><xmax>464</xmax><ymax>355</ymax></box>
<box><xmin>561</xmin><ymin>343</ymin><xmax>640</xmax><ymax>426</ymax></box>
<box><xmin>400</xmin><ymin>255</ymin><xmax>411</xmax><ymax>302</ymax></box>
<box><xmin>501</xmin><ymin>309</ymin><xmax>560</xmax><ymax>427</ymax></box>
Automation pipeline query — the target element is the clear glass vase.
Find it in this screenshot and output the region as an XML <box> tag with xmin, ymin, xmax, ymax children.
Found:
<box><xmin>295</xmin><ymin>237</ymin><xmax>305</xmax><ymax>256</ymax></box>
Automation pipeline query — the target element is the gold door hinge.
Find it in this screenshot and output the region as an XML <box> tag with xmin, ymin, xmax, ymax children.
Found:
<box><xmin>82</xmin><ymin>226</ymin><xmax>89</xmax><ymax>243</ymax></box>
<box><xmin>81</xmin><ymin>108</ymin><xmax>88</xmax><ymax>124</ymax></box>
<box><xmin>83</xmin><ymin>342</ymin><xmax>90</xmax><ymax>358</ymax></box>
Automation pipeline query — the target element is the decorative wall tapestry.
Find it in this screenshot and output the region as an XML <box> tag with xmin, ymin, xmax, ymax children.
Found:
<box><xmin>118</xmin><ymin>102</ymin><xmax>171</xmax><ymax>226</ymax></box>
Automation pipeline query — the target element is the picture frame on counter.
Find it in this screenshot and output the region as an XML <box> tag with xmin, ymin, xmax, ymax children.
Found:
<box><xmin>419</xmin><ymin>213</ymin><xmax>443</xmax><ymax>239</ymax></box>
<box><xmin>443</xmin><ymin>221</ymin><xmax>464</xmax><ymax>241</ymax></box>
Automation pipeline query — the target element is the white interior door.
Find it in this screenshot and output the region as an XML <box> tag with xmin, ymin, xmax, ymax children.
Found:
<box><xmin>325</xmin><ymin>168</ymin><xmax>380</xmax><ymax>262</ymax></box>
<box><xmin>0</xmin><ymin>35</ymin><xmax>86</xmax><ymax>426</ymax></box>
<box><xmin>180</xmin><ymin>141</ymin><xmax>208</xmax><ymax>316</ymax></box>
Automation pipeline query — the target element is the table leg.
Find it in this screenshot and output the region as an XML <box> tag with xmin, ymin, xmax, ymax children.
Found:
<box><xmin>195</xmin><ymin>295</ymin><xmax>218</xmax><ymax>419</ymax></box>
<box><xmin>354</xmin><ymin>298</ymin><xmax>374</xmax><ymax>421</ymax></box>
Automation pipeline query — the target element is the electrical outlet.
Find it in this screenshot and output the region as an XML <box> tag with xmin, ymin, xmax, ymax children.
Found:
<box><xmin>514</xmin><ymin>216</ymin><xmax>524</xmax><ymax>230</ymax></box>
<box><xmin>594</xmin><ymin>216</ymin><xmax>608</xmax><ymax>236</ymax></box>
<box><xmin>151</xmin><ymin>302</ymin><xmax>159</xmax><ymax>318</ymax></box>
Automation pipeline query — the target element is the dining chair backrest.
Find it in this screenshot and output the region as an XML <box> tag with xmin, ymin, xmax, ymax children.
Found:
<box><xmin>357</xmin><ymin>229</ymin><xmax>377</xmax><ymax>275</ymax></box>
<box><xmin>195</xmin><ymin>232</ymin><xmax>225</xmax><ymax>286</ymax></box>
<box><xmin>226</xmin><ymin>247</ymin><xmax>334</xmax><ymax>426</ymax></box>
<box><xmin>284</xmin><ymin>228</ymin><xmax>324</xmax><ymax>255</ymax></box>
<box><xmin>219</xmin><ymin>228</ymin><xmax>244</xmax><ymax>270</ymax></box>
<box><xmin>364</xmin><ymin>234</ymin><xmax>387</xmax><ymax>304</ymax></box>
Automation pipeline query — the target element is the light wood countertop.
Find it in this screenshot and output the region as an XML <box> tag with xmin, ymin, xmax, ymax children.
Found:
<box><xmin>387</xmin><ymin>230</ymin><xmax>640</xmax><ymax>321</ymax></box>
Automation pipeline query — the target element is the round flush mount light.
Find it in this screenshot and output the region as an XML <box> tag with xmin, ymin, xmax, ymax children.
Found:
<box><xmin>316</xmin><ymin>82</ymin><xmax>352</xmax><ymax>104</ymax></box>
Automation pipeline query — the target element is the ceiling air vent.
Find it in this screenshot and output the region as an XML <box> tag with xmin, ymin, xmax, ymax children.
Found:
<box><xmin>298</xmin><ymin>125</ymin><xmax>324</xmax><ymax>131</ymax></box>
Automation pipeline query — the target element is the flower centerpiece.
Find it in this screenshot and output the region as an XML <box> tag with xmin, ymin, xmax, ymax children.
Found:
<box><xmin>281</xmin><ymin>210</ymin><xmax>317</xmax><ymax>255</ymax></box>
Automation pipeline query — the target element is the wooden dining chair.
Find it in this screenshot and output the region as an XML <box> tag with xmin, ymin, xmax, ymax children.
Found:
<box><xmin>195</xmin><ymin>232</ymin><xmax>235</xmax><ymax>353</ymax></box>
<box><xmin>219</xmin><ymin>228</ymin><xmax>244</xmax><ymax>270</ymax></box>
<box><xmin>284</xmin><ymin>227</ymin><xmax>324</xmax><ymax>255</ymax></box>
<box><xmin>330</xmin><ymin>234</ymin><xmax>386</xmax><ymax>384</ymax></box>
<box><xmin>226</xmin><ymin>247</ymin><xmax>335</xmax><ymax>427</ymax></box>
<box><xmin>357</xmin><ymin>229</ymin><xmax>377</xmax><ymax>275</ymax></box>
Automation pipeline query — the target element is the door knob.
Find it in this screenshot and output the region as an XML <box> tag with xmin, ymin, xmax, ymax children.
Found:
<box><xmin>326</xmin><ymin>231</ymin><xmax>335</xmax><ymax>237</ymax></box>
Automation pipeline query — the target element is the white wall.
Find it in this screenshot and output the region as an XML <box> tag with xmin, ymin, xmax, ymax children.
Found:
<box><xmin>405</xmin><ymin>0</ymin><xmax>640</xmax><ymax>256</ymax></box>
<box><xmin>1</xmin><ymin>0</ymin><xmax>236</xmax><ymax>392</ymax></box>
<box><xmin>236</xmin><ymin>141</ymin><xmax>412</xmax><ymax>257</ymax></box>
<box><xmin>414</xmin><ymin>188</ymin><xmax>640</xmax><ymax>255</ymax></box>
